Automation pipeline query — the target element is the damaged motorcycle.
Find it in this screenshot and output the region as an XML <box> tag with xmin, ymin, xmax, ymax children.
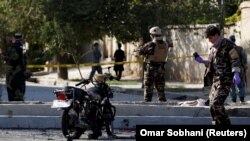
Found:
<box><xmin>51</xmin><ymin>69</ymin><xmax>116</xmax><ymax>139</ymax></box>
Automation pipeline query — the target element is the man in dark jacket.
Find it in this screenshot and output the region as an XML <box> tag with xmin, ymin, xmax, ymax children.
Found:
<box><xmin>113</xmin><ymin>43</ymin><xmax>126</xmax><ymax>80</ymax></box>
<box><xmin>88</xmin><ymin>42</ymin><xmax>103</xmax><ymax>81</ymax></box>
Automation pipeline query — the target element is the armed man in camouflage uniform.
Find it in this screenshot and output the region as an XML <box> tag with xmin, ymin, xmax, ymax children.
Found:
<box><xmin>137</xmin><ymin>26</ymin><xmax>173</xmax><ymax>102</ymax></box>
<box><xmin>4</xmin><ymin>33</ymin><xmax>26</xmax><ymax>101</ymax></box>
<box><xmin>194</xmin><ymin>25</ymin><xmax>241</xmax><ymax>125</ymax></box>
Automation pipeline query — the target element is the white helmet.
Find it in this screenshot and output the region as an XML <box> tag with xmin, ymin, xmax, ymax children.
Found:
<box><xmin>149</xmin><ymin>26</ymin><xmax>162</xmax><ymax>35</ymax></box>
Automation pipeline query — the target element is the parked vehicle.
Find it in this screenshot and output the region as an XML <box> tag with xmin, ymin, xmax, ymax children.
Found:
<box><xmin>51</xmin><ymin>68</ymin><xmax>116</xmax><ymax>139</ymax></box>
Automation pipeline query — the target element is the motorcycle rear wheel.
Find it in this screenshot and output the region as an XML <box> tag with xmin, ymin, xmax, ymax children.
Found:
<box><xmin>61</xmin><ymin>107</ymin><xmax>85</xmax><ymax>139</ymax></box>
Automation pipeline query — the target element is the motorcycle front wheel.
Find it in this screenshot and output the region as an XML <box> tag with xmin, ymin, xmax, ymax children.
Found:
<box><xmin>102</xmin><ymin>104</ymin><xmax>116</xmax><ymax>136</ymax></box>
<box><xmin>61</xmin><ymin>107</ymin><xmax>85</xmax><ymax>139</ymax></box>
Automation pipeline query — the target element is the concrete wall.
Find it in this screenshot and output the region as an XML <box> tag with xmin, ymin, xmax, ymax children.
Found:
<box><xmin>103</xmin><ymin>6</ymin><xmax>250</xmax><ymax>88</ymax></box>
<box><xmin>240</xmin><ymin>1</ymin><xmax>250</xmax><ymax>89</ymax></box>
<box><xmin>103</xmin><ymin>36</ymin><xmax>142</xmax><ymax>77</ymax></box>
<box><xmin>104</xmin><ymin>25</ymin><xmax>213</xmax><ymax>83</ymax></box>
<box><xmin>104</xmin><ymin>20</ymin><xmax>249</xmax><ymax>90</ymax></box>
<box><xmin>165</xmin><ymin>26</ymin><xmax>211</xmax><ymax>83</ymax></box>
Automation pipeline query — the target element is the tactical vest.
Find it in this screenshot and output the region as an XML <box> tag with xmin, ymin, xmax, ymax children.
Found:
<box><xmin>147</xmin><ymin>41</ymin><xmax>169</xmax><ymax>62</ymax></box>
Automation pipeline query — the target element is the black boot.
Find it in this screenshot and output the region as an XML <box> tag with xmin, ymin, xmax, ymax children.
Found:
<box><xmin>240</xmin><ymin>97</ymin><xmax>245</xmax><ymax>103</ymax></box>
<box><xmin>232</xmin><ymin>98</ymin><xmax>236</xmax><ymax>103</ymax></box>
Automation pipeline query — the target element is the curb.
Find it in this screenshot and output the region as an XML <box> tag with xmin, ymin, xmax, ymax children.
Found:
<box><xmin>0</xmin><ymin>102</ymin><xmax>250</xmax><ymax>129</ymax></box>
<box><xmin>1</xmin><ymin>102</ymin><xmax>250</xmax><ymax>117</ymax></box>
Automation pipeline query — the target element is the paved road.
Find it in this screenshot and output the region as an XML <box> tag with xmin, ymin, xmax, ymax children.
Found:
<box><xmin>0</xmin><ymin>82</ymin><xmax>145</xmax><ymax>102</ymax></box>
<box><xmin>1</xmin><ymin>81</ymin><xmax>249</xmax><ymax>104</ymax></box>
<box><xmin>1</xmin><ymin>81</ymin><xmax>177</xmax><ymax>102</ymax></box>
<box><xmin>0</xmin><ymin>129</ymin><xmax>135</xmax><ymax>141</ymax></box>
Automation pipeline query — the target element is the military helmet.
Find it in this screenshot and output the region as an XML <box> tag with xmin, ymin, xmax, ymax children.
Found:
<box><xmin>149</xmin><ymin>26</ymin><xmax>162</xmax><ymax>35</ymax></box>
<box><xmin>14</xmin><ymin>33</ymin><xmax>22</xmax><ymax>39</ymax></box>
<box><xmin>13</xmin><ymin>33</ymin><xmax>23</xmax><ymax>43</ymax></box>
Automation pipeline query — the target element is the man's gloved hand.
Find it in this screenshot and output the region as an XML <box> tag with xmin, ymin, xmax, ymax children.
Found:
<box><xmin>193</xmin><ymin>52</ymin><xmax>205</xmax><ymax>63</ymax></box>
<box><xmin>233</xmin><ymin>72</ymin><xmax>241</xmax><ymax>85</ymax></box>
<box><xmin>193</xmin><ymin>52</ymin><xmax>199</xmax><ymax>58</ymax></box>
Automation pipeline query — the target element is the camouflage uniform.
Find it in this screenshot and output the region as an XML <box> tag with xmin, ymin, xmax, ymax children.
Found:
<box><xmin>208</xmin><ymin>38</ymin><xmax>241</xmax><ymax>125</ymax></box>
<box><xmin>138</xmin><ymin>40</ymin><xmax>170</xmax><ymax>102</ymax></box>
<box><xmin>5</xmin><ymin>41</ymin><xmax>26</xmax><ymax>101</ymax></box>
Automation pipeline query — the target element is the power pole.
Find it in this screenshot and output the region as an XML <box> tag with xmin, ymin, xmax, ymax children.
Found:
<box><xmin>220</xmin><ymin>0</ymin><xmax>225</xmax><ymax>37</ymax></box>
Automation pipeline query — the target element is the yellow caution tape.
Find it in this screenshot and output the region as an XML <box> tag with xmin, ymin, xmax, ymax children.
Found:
<box><xmin>27</xmin><ymin>54</ymin><xmax>208</xmax><ymax>68</ymax></box>
<box><xmin>27</xmin><ymin>61</ymin><xmax>139</xmax><ymax>68</ymax></box>
<box><xmin>168</xmin><ymin>54</ymin><xmax>208</xmax><ymax>60</ymax></box>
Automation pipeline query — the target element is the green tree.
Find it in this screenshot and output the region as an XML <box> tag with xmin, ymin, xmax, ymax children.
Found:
<box><xmin>1</xmin><ymin>0</ymin><xmax>240</xmax><ymax>80</ymax></box>
<box><xmin>0</xmin><ymin>0</ymin><xmax>47</xmax><ymax>69</ymax></box>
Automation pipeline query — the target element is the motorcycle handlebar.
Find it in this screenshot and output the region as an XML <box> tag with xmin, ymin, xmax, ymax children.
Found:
<box><xmin>75</xmin><ymin>70</ymin><xmax>115</xmax><ymax>87</ymax></box>
<box><xmin>75</xmin><ymin>79</ymin><xmax>90</xmax><ymax>86</ymax></box>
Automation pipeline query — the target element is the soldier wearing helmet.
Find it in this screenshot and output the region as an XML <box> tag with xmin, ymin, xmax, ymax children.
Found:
<box><xmin>4</xmin><ymin>33</ymin><xmax>26</xmax><ymax>101</ymax></box>
<box><xmin>137</xmin><ymin>26</ymin><xmax>173</xmax><ymax>102</ymax></box>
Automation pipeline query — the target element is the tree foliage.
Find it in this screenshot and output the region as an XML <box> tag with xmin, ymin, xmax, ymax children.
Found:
<box><xmin>225</xmin><ymin>0</ymin><xmax>242</xmax><ymax>25</ymax></box>
<box><xmin>0</xmin><ymin>0</ymin><xmax>241</xmax><ymax>46</ymax></box>
<box><xmin>0</xmin><ymin>0</ymin><xmax>242</xmax><ymax>79</ymax></box>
